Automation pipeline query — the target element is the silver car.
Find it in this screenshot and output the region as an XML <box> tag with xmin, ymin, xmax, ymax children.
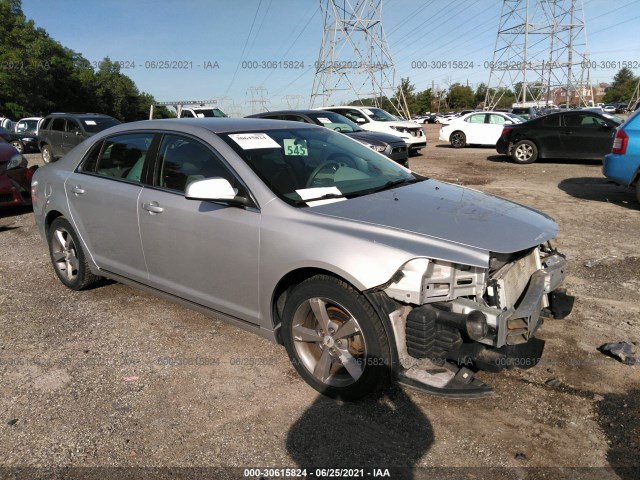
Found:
<box><xmin>32</xmin><ymin>118</ymin><xmax>569</xmax><ymax>400</ymax></box>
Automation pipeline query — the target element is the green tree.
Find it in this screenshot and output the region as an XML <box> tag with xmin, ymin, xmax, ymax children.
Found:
<box><xmin>0</xmin><ymin>0</ymin><xmax>164</xmax><ymax>121</ymax></box>
<box><xmin>415</xmin><ymin>89</ymin><xmax>432</xmax><ymax>114</ymax></box>
<box><xmin>603</xmin><ymin>67</ymin><xmax>638</xmax><ymax>103</ymax></box>
<box><xmin>446</xmin><ymin>83</ymin><xmax>474</xmax><ymax>110</ymax></box>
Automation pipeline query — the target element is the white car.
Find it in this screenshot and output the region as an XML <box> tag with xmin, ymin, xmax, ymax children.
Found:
<box><xmin>439</xmin><ymin>111</ymin><xmax>524</xmax><ymax>148</ymax></box>
<box><xmin>318</xmin><ymin>106</ymin><xmax>426</xmax><ymax>153</ymax></box>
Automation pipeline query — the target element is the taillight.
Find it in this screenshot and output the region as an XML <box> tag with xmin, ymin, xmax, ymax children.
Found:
<box><xmin>611</xmin><ymin>128</ymin><xmax>628</xmax><ymax>154</ymax></box>
<box><xmin>500</xmin><ymin>126</ymin><xmax>513</xmax><ymax>137</ymax></box>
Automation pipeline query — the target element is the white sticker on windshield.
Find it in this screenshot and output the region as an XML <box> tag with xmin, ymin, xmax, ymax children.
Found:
<box><xmin>363</xmin><ymin>109</ymin><xmax>374</xmax><ymax>115</ymax></box>
<box><xmin>317</xmin><ymin>117</ymin><xmax>332</xmax><ymax>124</ymax></box>
<box><xmin>228</xmin><ymin>133</ymin><xmax>280</xmax><ymax>150</ymax></box>
<box><xmin>295</xmin><ymin>187</ymin><xmax>345</xmax><ymax>207</ymax></box>
<box><xmin>85</xmin><ymin>120</ymin><xmax>97</xmax><ymax>125</ymax></box>
<box><xmin>196</xmin><ymin>113</ymin><xmax>205</xmax><ymax>118</ymax></box>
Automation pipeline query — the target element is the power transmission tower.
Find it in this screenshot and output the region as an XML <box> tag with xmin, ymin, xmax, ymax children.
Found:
<box><xmin>284</xmin><ymin>94</ymin><xmax>304</xmax><ymax>109</ymax></box>
<box><xmin>227</xmin><ymin>103</ymin><xmax>243</xmax><ymax>118</ymax></box>
<box><xmin>485</xmin><ymin>0</ymin><xmax>592</xmax><ymax>109</ymax></box>
<box><xmin>247</xmin><ymin>86</ymin><xmax>269</xmax><ymax>114</ymax></box>
<box><xmin>310</xmin><ymin>0</ymin><xmax>410</xmax><ymax>118</ymax></box>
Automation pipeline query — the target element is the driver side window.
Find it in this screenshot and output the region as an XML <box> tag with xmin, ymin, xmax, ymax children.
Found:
<box><xmin>157</xmin><ymin>135</ymin><xmax>235</xmax><ymax>193</ymax></box>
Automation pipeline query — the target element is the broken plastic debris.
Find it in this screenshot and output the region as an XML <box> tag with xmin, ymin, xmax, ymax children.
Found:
<box><xmin>599</xmin><ymin>342</ymin><xmax>640</xmax><ymax>365</ymax></box>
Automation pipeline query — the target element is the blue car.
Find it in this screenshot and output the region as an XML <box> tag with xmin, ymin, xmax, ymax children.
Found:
<box><xmin>603</xmin><ymin>109</ymin><xmax>640</xmax><ymax>203</ymax></box>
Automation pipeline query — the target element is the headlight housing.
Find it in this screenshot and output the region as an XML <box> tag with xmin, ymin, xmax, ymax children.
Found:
<box><xmin>367</xmin><ymin>144</ymin><xmax>386</xmax><ymax>152</ymax></box>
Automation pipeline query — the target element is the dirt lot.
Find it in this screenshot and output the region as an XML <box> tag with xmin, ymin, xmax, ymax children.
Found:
<box><xmin>1</xmin><ymin>125</ymin><xmax>638</xmax><ymax>480</ymax></box>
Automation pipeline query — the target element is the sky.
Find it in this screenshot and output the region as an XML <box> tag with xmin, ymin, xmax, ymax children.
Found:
<box><xmin>20</xmin><ymin>0</ymin><xmax>640</xmax><ymax>116</ymax></box>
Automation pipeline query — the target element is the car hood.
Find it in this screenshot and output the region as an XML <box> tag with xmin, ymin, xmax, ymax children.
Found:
<box><xmin>310</xmin><ymin>179</ymin><xmax>558</xmax><ymax>255</ymax></box>
<box><xmin>345</xmin><ymin>130</ymin><xmax>406</xmax><ymax>145</ymax></box>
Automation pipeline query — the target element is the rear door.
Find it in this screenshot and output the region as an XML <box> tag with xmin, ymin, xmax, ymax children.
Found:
<box><xmin>530</xmin><ymin>115</ymin><xmax>563</xmax><ymax>158</ymax></box>
<box><xmin>63</xmin><ymin>118</ymin><xmax>84</xmax><ymax>155</ymax></box>
<box><xmin>65</xmin><ymin>132</ymin><xmax>156</xmax><ymax>282</ymax></box>
<box><xmin>137</xmin><ymin>133</ymin><xmax>262</xmax><ymax>323</ymax></box>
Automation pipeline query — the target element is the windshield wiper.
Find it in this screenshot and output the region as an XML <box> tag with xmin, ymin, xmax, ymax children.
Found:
<box><xmin>367</xmin><ymin>177</ymin><xmax>420</xmax><ymax>194</ymax></box>
<box><xmin>292</xmin><ymin>193</ymin><xmax>346</xmax><ymax>206</ymax></box>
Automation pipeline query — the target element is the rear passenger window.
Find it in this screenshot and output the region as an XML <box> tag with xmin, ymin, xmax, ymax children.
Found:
<box><xmin>87</xmin><ymin>133</ymin><xmax>154</xmax><ymax>182</ymax></box>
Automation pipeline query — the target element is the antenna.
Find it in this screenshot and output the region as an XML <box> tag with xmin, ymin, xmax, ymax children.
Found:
<box><xmin>310</xmin><ymin>0</ymin><xmax>409</xmax><ymax>118</ymax></box>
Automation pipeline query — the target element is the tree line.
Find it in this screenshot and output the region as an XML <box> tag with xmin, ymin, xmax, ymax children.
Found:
<box><xmin>0</xmin><ymin>0</ymin><xmax>171</xmax><ymax>121</ymax></box>
<box><xmin>353</xmin><ymin>68</ymin><xmax>639</xmax><ymax>116</ymax></box>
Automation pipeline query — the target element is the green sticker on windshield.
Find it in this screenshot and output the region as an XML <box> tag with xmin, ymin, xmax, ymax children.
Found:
<box><xmin>283</xmin><ymin>139</ymin><xmax>308</xmax><ymax>156</ymax></box>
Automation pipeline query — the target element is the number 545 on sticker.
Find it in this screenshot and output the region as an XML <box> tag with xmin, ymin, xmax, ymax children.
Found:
<box><xmin>283</xmin><ymin>139</ymin><xmax>308</xmax><ymax>156</ymax></box>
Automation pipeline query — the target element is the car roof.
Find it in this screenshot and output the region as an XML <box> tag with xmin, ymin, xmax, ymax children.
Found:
<box><xmin>247</xmin><ymin>110</ymin><xmax>319</xmax><ymax>117</ymax></box>
<box><xmin>46</xmin><ymin>112</ymin><xmax>116</xmax><ymax>118</ymax></box>
<box><xmin>103</xmin><ymin>118</ymin><xmax>319</xmax><ymax>135</ymax></box>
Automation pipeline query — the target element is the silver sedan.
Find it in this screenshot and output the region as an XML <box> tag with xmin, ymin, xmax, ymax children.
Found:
<box><xmin>32</xmin><ymin>118</ymin><xmax>569</xmax><ymax>400</ymax></box>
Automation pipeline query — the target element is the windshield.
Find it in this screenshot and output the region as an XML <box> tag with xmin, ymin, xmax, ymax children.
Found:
<box><xmin>193</xmin><ymin>108</ymin><xmax>227</xmax><ymax>118</ymax></box>
<box><xmin>364</xmin><ymin>108</ymin><xmax>397</xmax><ymax>122</ymax></box>
<box><xmin>221</xmin><ymin>127</ymin><xmax>418</xmax><ymax>207</ymax></box>
<box><xmin>307</xmin><ymin>111</ymin><xmax>361</xmax><ymax>133</ymax></box>
<box><xmin>16</xmin><ymin>119</ymin><xmax>39</xmax><ymax>133</ymax></box>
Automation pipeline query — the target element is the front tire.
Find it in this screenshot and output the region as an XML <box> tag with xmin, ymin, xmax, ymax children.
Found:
<box><xmin>282</xmin><ymin>275</ymin><xmax>392</xmax><ymax>401</ymax></box>
<box><xmin>511</xmin><ymin>139</ymin><xmax>538</xmax><ymax>164</ymax></box>
<box><xmin>450</xmin><ymin>131</ymin><xmax>466</xmax><ymax>148</ymax></box>
<box><xmin>48</xmin><ymin>217</ymin><xmax>102</xmax><ymax>290</ymax></box>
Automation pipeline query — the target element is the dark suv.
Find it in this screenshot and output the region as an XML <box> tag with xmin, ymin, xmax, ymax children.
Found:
<box><xmin>38</xmin><ymin>113</ymin><xmax>120</xmax><ymax>163</ymax></box>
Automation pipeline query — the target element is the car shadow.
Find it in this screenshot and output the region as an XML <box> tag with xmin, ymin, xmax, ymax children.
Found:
<box><xmin>558</xmin><ymin>177</ymin><xmax>639</xmax><ymax>209</ymax></box>
<box><xmin>286</xmin><ymin>382</ymin><xmax>434</xmax><ymax>479</ymax></box>
<box><xmin>595</xmin><ymin>389</ymin><xmax>640</xmax><ymax>480</ymax></box>
<box><xmin>0</xmin><ymin>205</ymin><xmax>33</xmax><ymax>229</ymax></box>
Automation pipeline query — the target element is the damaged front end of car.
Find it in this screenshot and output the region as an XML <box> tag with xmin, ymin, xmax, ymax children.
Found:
<box><xmin>367</xmin><ymin>241</ymin><xmax>572</xmax><ymax>398</ymax></box>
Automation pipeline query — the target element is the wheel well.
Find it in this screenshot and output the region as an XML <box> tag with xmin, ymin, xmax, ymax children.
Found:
<box><xmin>271</xmin><ymin>267</ymin><xmax>356</xmax><ymax>344</ymax></box>
<box><xmin>44</xmin><ymin>210</ymin><xmax>64</xmax><ymax>236</ymax></box>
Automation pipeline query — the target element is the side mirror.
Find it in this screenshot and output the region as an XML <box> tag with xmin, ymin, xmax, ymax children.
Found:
<box><xmin>185</xmin><ymin>177</ymin><xmax>252</xmax><ymax>207</ymax></box>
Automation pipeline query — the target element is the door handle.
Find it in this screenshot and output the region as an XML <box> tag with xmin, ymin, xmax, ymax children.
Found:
<box><xmin>71</xmin><ymin>186</ymin><xmax>85</xmax><ymax>195</ymax></box>
<box><xmin>142</xmin><ymin>201</ymin><xmax>164</xmax><ymax>214</ymax></box>
<box><xmin>563</xmin><ymin>130</ymin><xmax>573</xmax><ymax>135</ymax></box>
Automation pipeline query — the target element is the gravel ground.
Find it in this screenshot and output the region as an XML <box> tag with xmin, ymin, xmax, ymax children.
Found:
<box><xmin>0</xmin><ymin>125</ymin><xmax>638</xmax><ymax>480</ymax></box>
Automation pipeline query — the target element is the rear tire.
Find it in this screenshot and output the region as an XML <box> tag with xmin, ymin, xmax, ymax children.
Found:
<box><xmin>48</xmin><ymin>217</ymin><xmax>102</xmax><ymax>290</ymax></box>
<box><xmin>636</xmin><ymin>182</ymin><xmax>640</xmax><ymax>204</ymax></box>
<box><xmin>41</xmin><ymin>144</ymin><xmax>53</xmax><ymax>164</ymax></box>
<box><xmin>282</xmin><ymin>275</ymin><xmax>392</xmax><ymax>401</ymax></box>
<box><xmin>511</xmin><ymin>139</ymin><xmax>538</xmax><ymax>164</ymax></box>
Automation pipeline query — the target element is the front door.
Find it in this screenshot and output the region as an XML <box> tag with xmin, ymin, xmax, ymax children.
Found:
<box><xmin>137</xmin><ymin>133</ymin><xmax>262</xmax><ymax>323</ymax></box>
